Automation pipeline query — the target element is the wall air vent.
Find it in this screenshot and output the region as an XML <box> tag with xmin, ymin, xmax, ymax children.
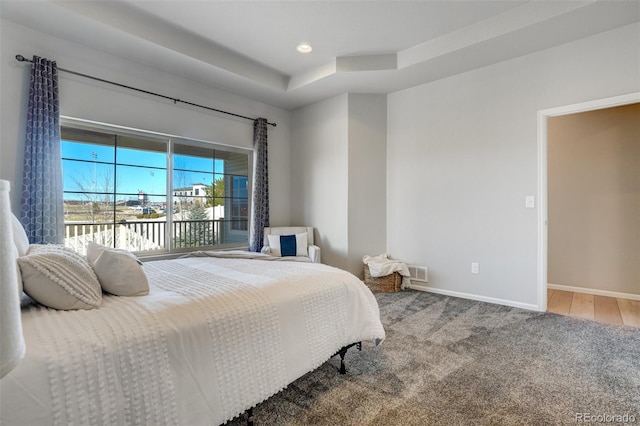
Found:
<box><xmin>407</xmin><ymin>265</ymin><xmax>428</xmax><ymax>283</ymax></box>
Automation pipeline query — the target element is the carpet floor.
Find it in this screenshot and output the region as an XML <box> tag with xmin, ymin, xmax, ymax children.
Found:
<box><xmin>229</xmin><ymin>290</ymin><xmax>640</xmax><ymax>425</ymax></box>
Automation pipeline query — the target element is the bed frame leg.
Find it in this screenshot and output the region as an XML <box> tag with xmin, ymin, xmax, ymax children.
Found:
<box><xmin>336</xmin><ymin>342</ymin><xmax>362</xmax><ymax>375</ymax></box>
<box><xmin>338</xmin><ymin>347</ymin><xmax>348</xmax><ymax>374</ymax></box>
<box><xmin>246</xmin><ymin>407</ymin><xmax>254</xmax><ymax>426</ymax></box>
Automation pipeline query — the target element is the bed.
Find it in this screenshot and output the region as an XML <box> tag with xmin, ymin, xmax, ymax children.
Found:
<box><xmin>0</xmin><ymin>252</ymin><xmax>385</xmax><ymax>425</ymax></box>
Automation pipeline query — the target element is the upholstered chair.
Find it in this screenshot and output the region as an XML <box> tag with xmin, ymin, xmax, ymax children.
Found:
<box><xmin>261</xmin><ymin>226</ymin><xmax>321</xmax><ymax>263</ymax></box>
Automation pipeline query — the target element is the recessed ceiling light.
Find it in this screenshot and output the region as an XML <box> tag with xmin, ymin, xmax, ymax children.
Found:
<box><xmin>296</xmin><ymin>43</ymin><xmax>312</xmax><ymax>54</ymax></box>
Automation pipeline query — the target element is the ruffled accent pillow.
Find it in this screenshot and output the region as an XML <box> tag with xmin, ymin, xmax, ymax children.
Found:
<box><xmin>18</xmin><ymin>245</ymin><xmax>102</xmax><ymax>310</ymax></box>
<box><xmin>86</xmin><ymin>242</ymin><xmax>149</xmax><ymax>296</ymax></box>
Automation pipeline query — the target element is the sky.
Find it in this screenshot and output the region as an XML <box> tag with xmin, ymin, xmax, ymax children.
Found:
<box><xmin>62</xmin><ymin>140</ymin><xmax>225</xmax><ymax>202</ymax></box>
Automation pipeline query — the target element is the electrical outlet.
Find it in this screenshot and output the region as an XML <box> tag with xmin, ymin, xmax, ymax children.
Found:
<box><xmin>471</xmin><ymin>263</ymin><xmax>479</xmax><ymax>274</ymax></box>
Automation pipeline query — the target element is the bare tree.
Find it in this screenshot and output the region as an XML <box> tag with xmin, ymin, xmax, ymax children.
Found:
<box><xmin>69</xmin><ymin>166</ymin><xmax>114</xmax><ymax>224</ymax></box>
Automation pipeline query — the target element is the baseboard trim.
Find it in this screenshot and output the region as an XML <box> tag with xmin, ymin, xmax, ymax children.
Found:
<box><xmin>547</xmin><ymin>283</ymin><xmax>640</xmax><ymax>301</ymax></box>
<box><xmin>405</xmin><ymin>283</ymin><xmax>540</xmax><ymax>312</ymax></box>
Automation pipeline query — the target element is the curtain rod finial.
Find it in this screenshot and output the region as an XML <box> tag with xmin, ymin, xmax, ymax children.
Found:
<box><xmin>15</xmin><ymin>54</ymin><xmax>26</xmax><ymax>62</ymax></box>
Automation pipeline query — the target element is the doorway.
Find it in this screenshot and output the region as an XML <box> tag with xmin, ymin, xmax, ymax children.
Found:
<box><xmin>536</xmin><ymin>92</ymin><xmax>640</xmax><ymax>314</ymax></box>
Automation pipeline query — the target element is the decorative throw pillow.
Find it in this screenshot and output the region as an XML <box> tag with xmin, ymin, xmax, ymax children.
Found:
<box><xmin>10</xmin><ymin>214</ymin><xmax>28</xmax><ymax>295</ymax></box>
<box><xmin>9</xmin><ymin>243</ymin><xmax>23</xmax><ymax>295</ymax></box>
<box><xmin>11</xmin><ymin>214</ymin><xmax>29</xmax><ymax>257</ymax></box>
<box><xmin>18</xmin><ymin>245</ymin><xmax>102</xmax><ymax>310</ymax></box>
<box><xmin>267</xmin><ymin>233</ymin><xmax>308</xmax><ymax>257</ymax></box>
<box><xmin>86</xmin><ymin>242</ymin><xmax>149</xmax><ymax>296</ymax></box>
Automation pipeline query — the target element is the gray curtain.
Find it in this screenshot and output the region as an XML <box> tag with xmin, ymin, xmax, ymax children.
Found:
<box><xmin>20</xmin><ymin>56</ymin><xmax>64</xmax><ymax>244</ymax></box>
<box><xmin>249</xmin><ymin>118</ymin><xmax>269</xmax><ymax>252</ymax></box>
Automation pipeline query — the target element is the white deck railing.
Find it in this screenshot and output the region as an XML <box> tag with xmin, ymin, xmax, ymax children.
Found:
<box><xmin>64</xmin><ymin>219</ymin><xmax>223</xmax><ymax>255</ymax></box>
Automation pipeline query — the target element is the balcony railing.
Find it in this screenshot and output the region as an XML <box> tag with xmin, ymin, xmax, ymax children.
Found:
<box><xmin>64</xmin><ymin>219</ymin><xmax>226</xmax><ymax>255</ymax></box>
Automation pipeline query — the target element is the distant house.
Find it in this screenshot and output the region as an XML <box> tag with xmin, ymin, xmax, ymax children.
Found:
<box><xmin>173</xmin><ymin>183</ymin><xmax>207</xmax><ymax>205</ymax></box>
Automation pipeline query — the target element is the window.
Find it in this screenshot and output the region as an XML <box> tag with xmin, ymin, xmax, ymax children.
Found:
<box><xmin>231</xmin><ymin>176</ymin><xmax>248</xmax><ymax>231</ymax></box>
<box><xmin>61</xmin><ymin>121</ymin><xmax>252</xmax><ymax>255</ymax></box>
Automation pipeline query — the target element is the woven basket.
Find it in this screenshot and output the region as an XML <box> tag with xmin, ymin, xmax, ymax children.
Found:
<box><xmin>363</xmin><ymin>264</ymin><xmax>402</xmax><ymax>292</ymax></box>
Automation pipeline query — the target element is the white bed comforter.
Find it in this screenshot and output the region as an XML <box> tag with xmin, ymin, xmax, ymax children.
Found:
<box><xmin>0</xmin><ymin>257</ymin><xmax>385</xmax><ymax>426</ymax></box>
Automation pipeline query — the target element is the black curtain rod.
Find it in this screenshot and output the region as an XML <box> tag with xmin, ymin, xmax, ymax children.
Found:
<box><xmin>15</xmin><ymin>54</ymin><xmax>276</xmax><ymax>127</ymax></box>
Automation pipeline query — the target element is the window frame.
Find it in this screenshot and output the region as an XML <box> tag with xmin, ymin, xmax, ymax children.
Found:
<box><xmin>61</xmin><ymin>117</ymin><xmax>253</xmax><ymax>256</ymax></box>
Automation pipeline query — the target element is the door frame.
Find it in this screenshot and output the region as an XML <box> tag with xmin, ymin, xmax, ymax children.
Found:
<box><xmin>536</xmin><ymin>92</ymin><xmax>640</xmax><ymax>312</ymax></box>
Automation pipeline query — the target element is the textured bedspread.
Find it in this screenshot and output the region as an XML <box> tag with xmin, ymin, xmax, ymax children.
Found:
<box><xmin>0</xmin><ymin>257</ymin><xmax>384</xmax><ymax>426</ymax></box>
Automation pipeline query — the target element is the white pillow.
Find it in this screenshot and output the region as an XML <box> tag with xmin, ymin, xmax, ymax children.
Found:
<box><xmin>9</xmin><ymin>243</ymin><xmax>23</xmax><ymax>295</ymax></box>
<box><xmin>267</xmin><ymin>233</ymin><xmax>308</xmax><ymax>257</ymax></box>
<box><xmin>87</xmin><ymin>242</ymin><xmax>149</xmax><ymax>297</ymax></box>
<box><xmin>11</xmin><ymin>213</ymin><xmax>29</xmax><ymax>256</ymax></box>
<box><xmin>18</xmin><ymin>245</ymin><xmax>102</xmax><ymax>310</ymax></box>
<box><xmin>10</xmin><ymin>214</ymin><xmax>28</xmax><ymax>295</ymax></box>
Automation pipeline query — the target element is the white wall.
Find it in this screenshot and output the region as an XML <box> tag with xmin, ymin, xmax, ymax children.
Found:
<box><xmin>348</xmin><ymin>94</ymin><xmax>387</xmax><ymax>275</ymax></box>
<box><xmin>291</xmin><ymin>94</ymin><xmax>349</xmax><ymax>269</ymax></box>
<box><xmin>387</xmin><ymin>23</ymin><xmax>640</xmax><ymax>309</ymax></box>
<box><xmin>0</xmin><ymin>19</ymin><xmax>292</xmax><ymax>226</ymax></box>
<box><xmin>291</xmin><ymin>94</ymin><xmax>387</xmax><ymax>275</ymax></box>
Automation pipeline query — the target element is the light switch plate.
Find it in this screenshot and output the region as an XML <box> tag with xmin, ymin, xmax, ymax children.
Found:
<box><xmin>525</xmin><ymin>195</ymin><xmax>535</xmax><ymax>208</ymax></box>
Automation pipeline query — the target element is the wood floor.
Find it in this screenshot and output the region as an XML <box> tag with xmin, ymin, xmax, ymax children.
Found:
<box><xmin>547</xmin><ymin>289</ymin><xmax>640</xmax><ymax>328</ymax></box>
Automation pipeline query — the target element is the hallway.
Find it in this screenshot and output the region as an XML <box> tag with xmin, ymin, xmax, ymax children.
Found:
<box><xmin>548</xmin><ymin>289</ymin><xmax>640</xmax><ymax>328</ymax></box>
